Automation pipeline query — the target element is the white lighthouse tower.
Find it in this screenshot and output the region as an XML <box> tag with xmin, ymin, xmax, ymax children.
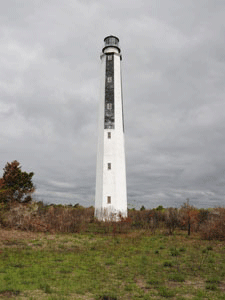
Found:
<box><xmin>95</xmin><ymin>35</ymin><xmax>127</xmax><ymax>221</ymax></box>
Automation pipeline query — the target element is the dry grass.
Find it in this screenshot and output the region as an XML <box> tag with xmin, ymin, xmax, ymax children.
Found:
<box><xmin>0</xmin><ymin>228</ymin><xmax>43</xmax><ymax>242</ymax></box>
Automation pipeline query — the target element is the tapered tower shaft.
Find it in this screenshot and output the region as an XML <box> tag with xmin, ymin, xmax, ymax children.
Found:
<box><xmin>95</xmin><ymin>36</ymin><xmax>127</xmax><ymax>221</ymax></box>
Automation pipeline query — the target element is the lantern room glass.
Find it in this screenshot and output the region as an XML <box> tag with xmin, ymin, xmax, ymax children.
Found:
<box><xmin>104</xmin><ymin>37</ymin><xmax>119</xmax><ymax>47</ymax></box>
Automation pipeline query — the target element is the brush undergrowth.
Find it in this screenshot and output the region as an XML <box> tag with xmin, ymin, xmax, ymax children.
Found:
<box><xmin>1</xmin><ymin>202</ymin><xmax>225</xmax><ymax>241</ymax></box>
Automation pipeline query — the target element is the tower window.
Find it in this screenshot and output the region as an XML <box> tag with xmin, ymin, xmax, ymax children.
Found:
<box><xmin>108</xmin><ymin>55</ymin><xmax>112</xmax><ymax>60</ymax></box>
<box><xmin>107</xmin><ymin>196</ymin><xmax>111</xmax><ymax>204</ymax></box>
<box><xmin>108</xmin><ymin>132</ymin><xmax>111</xmax><ymax>139</ymax></box>
<box><xmin>108</xmin><ymin>163</ymin><xmax>111</xmax><ymax>170</ymax></box>
<box><xmin>107</xmin><ymin>103</ymin><xmax>112</xmax><ymax>110</ymax></box>
<box><xmin>107</xmin><ymin>77</ymin><xmax>112</xmax><ymax>83</ymax></box>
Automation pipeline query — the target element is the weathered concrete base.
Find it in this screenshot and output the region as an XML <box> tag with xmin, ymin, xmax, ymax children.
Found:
<box><xmin>95</xmin><ymin>207</ymin><xmax>127</xmax><ymax>222</ymax></box>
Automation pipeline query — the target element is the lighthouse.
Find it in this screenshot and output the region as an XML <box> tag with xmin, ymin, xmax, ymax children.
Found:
<box><xmin>95</xmin><ymin>35</ymin><xmax>127</xmax><ymax>221</ymax></box>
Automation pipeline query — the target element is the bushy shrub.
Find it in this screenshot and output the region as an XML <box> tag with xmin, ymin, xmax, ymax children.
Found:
<box><xmin>128</xmin><ymin>209</ymin><xmax>164</xmax><ymax>231</ymax></box>
<box><xmin>164</xmin><ymin>208</ymin><xmax>179</xmax><ymax>234</ymax></box>
<box><xmin>2</xmin><ymin>202</ymin><xmax>94</xmax><ymax>232</ymax></box>
<box><xmin>199</xmin><ymin>208</ymin><xmax>225</xmax><ymax>240</ymax></box>
<box><xmin>1</xmin><ymin>200</ymin><xmax>224</xmax><ymax>240</ymax></box>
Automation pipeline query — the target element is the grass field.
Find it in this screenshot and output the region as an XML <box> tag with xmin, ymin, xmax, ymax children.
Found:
<box><xmin>0</xmin><ymin>229</ymin><xmax>225</xmax><ymax>300</ymax></box>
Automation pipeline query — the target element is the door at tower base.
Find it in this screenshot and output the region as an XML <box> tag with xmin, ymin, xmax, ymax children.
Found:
<box><xmin>95</xmin><ymin>35</ymin><xmax>127</xmax><ymax>221</ymax></box>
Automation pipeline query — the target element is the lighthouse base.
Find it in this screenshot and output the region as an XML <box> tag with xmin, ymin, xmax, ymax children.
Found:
<box><xmin>95</xmin><ymin>207</ymin><xmax>127</xmax><ymax>222</ymax></box>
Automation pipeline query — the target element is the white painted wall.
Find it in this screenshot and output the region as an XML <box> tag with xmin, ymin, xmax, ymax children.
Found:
<box><xmin>95</xmin><ymin>46</ymin><xmax>127</xmax><ymax>221</ymax></box>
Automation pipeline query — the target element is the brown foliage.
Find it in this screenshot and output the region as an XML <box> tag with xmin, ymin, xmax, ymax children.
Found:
<box><xmin>199</xmin><ymin>208</ymin><xmax>225</xmax><ymax>240</ymax></box>
<box><xmin>178</xmin><ymin>202</ymin><xmax>200</xmax><ymax>235</ymax></box>
<box><xmin>1</xmin><ymin>201</ymin><xmax>225</xmax><ymax>241</ymax></box>
<box><xmin>1</xmin><ymin>202</ymin><xmax>94</xmax><ymax>232</ymax></box>
<box><xmin>164</xmin><ymin>208</ymin><xmax>179</xmax><ymax>235</ymax></box>
<box><xmin>128</xmin><ymin>209</ymin><xmax>164</xmax><ymax>232</ymax></box>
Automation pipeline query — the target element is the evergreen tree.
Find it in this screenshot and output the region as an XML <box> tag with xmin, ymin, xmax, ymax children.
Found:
<box><xmin>0</xmin><ymin>160</ymin><xmax>34</xmax><ymax>203</ymax></box>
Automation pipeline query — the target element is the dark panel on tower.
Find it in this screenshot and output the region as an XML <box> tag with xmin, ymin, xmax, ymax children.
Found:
<box><xmin>104</xmin><ymin>53</ymin><xmax>114</xmax><ymax>129</ymax></box>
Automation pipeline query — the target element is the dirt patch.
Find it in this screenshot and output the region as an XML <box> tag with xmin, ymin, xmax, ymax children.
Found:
<box><xmin>184</xmin><ymin>279</ymin><xmax>205</xmax><ymax>289</ymax></box>
<box><xmin>0</xmin><ymin>229</ymin><xmax>44</xmax><ymax>242</ymax></box>
<box><xmin>166</xmin><ymin>281</ymin><xmax>181</xmax><ymax>288</ymax></box>
<box><xmin>135</xmin><ymin>278</ymin><xmax>146</xmax><ymax>289</ymax></box>
<box><xmin>0</xmin><ymin>290</ymin><xmax>20</xmax><ymax>298</ymax></box>
<box><xmin>134</xmin><ymin>277</ymin><xmax>150</xmax><ymax>293</ymax></box>
<box><xmin>0</xmin><ymin>229</ymin><xmax>94</xmax><ymax>252</ymax></box>
<box><xmin>0</xmin><ymin>229</ymin><xmax>53</xmax><ymax>250</ymax></box>
<box><xmin>219</xmin><ymin>281</ymin><xmax>225</xmax><ymax>292</ymax></box>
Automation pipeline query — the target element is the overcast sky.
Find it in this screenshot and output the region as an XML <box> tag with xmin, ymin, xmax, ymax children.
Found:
<box><xmin>0</xmin><ymin>0</ymin><xmax>225</xmax><ymax>209</ymax></box>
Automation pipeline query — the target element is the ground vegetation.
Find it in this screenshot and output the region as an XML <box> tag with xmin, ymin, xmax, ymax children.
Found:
<box><xmin>0</xmin><ymin>162</ymin><xmax>225</xmax><ymax>299</ymax></box>
<box><xmin>0</xmin><ymin>227</ymin><xmax>225</xmax><ymax>300</ymax></box>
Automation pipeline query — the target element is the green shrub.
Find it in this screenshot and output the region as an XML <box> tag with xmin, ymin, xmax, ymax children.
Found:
<box><xmin>147</xmin><ymin>278</ymin><xmax>163</xmax><ymax>286</ymax></box>
<box><xmin>205</xmin><ymin>276</ymin><xmax>220</xmax><ymax>284</ymax></box>
<box><xmin>98</xmin><ymin>295</ymin><xmax>117</xmax><ymax>300</ymax></box>
<box><xmin>205</xmin><ymin>283</ymin><xmax>217</xmax><ymax>291</ymax></box>
<box><xmin>158</xmin><ymin>287</ymin><xmax>176</xmax><ymax>298</ymax></box>
<box><xmin>168</xmin><ymin>273</ymin><xmax>185</xmax><ymax>282</ymax></box>
<box><xmin>39</xmin><ymin>283</ymin><xmax>52</xmax><ymax>294</ymax></box>
<box><xmin>163</xmin><ymin>261</ymin><xmax>173</xmax><ymax>267</ymax></box>
<box><xmin>179</xmin><ymin>247</ymin><xmax>186</xmax><ymax>252</ymax></box>
<box><xmin>207</xmin><ymin>246</ymin><xmax>213</xmax><ymax>251</ymax></box>
<box><xmin>170</xmin><ymin>247</ymin><xmax>180</xmax><ymax>256</ymax></box>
